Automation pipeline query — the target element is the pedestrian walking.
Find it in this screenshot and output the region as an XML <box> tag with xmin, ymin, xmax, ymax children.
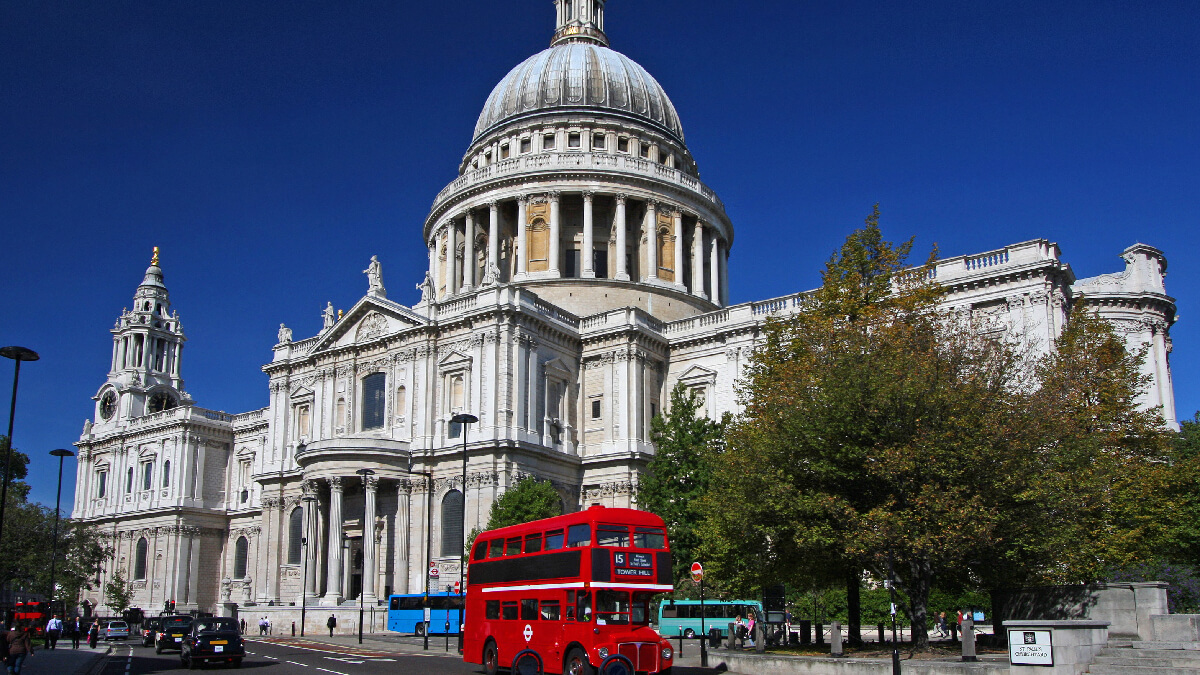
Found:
<box><xmin>258</xmin><ymin>617</ymin><xmax>268</xmax><ymax>636</ymax></box>
<box><xmin>326</xmin><ymin>615</ymin><xmax>336</xmax><ymax>637</ymax></box>
<box><xmin>87</xmin><ymin>621</ymin><xmax>99</xmax><ymax>649</ymax></box>
<box><xmin>67</xmin><ymin>618</ymin><xmax>82</xmax><ymax>649</ymax></box>
<box><xmin>6</xmin><ymin>623</ymin><xmax>35</xmax><ymax>675</ymax></box>
<box><xmin>239</xmin><ymin>618</ymin><xmax>246</xmax><ymax>635</ymax></box>
<box><xmin>43</xmin><ymin>616</ymin><xmax>63</xmax><ymax>650</ymax></box>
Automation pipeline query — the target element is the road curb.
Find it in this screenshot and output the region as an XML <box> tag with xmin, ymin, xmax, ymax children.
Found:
<box><xmin>78</xmin><ymin>646</ymin><xmax>113</xmax><ymax>675</ymax></box>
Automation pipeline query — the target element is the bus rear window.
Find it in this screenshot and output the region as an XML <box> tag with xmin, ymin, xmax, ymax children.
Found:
<box><xmin>545</xmin><ymin>529</ymin><xmax>564</xmax><ymax>550</ymax></box>
<box><xmin>506</xmin><ymin>537</ymin><xmax>522</xmax><ymax>555</ymax></box>
<box><xmin>524</xmin><ymin>533</ymin><xmax>542</xmax><ymax>553</ymax></box>
<box><xmin>472</xmin><ymin>541</ymin><xmax>487</xmax><ymax>561</ymax></box>
<box><xmin>634</xmin><ymin>527</ymin><xmax>666</xmax><ymax>549</ymax></box>
<box><xmin>566</xmin><ymin>524</ymin><xmax>591</xmax><ymax>548</ymax></box>
<box><xmin>489</xmin><ymin>539</ymin><xmax>503</xmax><ymax>558</ymax></box>
<box><xmin>597</xmin><ymin>525</ymin><xmax>630</xmax><ymax>547</ymax></box>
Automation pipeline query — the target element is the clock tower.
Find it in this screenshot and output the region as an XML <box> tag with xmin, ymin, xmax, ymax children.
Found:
<box><xmin>92</xmin><ymin>247</ymin><xmax>190</xmax><ymax>428</ymax></box>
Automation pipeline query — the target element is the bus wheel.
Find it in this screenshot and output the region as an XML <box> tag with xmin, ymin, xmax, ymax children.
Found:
<box><xmin>683</xmin><ymin>628</ymin><xmax>695</xmax><ymax>638</ymax></box>
<box><xmin>414</xmin><ymin>623</ymin><xmax>425</xmax><ymax>637</ymax></box>
<box><xmin>482</xmin><ymin>640</ymin><xmax>499</xmax><ymax>675</ymax></box>
<box><xmin>565</xmin><ymin>648</ymin><xmax>593</xmax><ymax>675</ymax></box>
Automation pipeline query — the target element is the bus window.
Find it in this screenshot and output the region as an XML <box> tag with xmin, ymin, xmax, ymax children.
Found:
<box><xmin>596</xmin><ymin>525</ymin><xmax>629</xmax><ymax>547</ymax></box>
<box><xmin>521</xmin><ymin>599</ymin><xmax>538</xmax><ymax>620</ymax></box>
<box><xmin>389</xmin><ymin>597</ymin><xmax>400</xmax><ymax>610</ymax></box>
<box><xmin>596</xmin><ymin>590</ymin><xmax>631</xmax><ymax>625</ymax></box>
<box><xmin>489</xmin><ymin>539</ymin><xmax>503</xmax><ymax>558</ymax></box>
<box><xmin>631</xmin><ymin>592</ymin><xmax>654</xmax><ymax>624</ymax></box>
<box><xmin>661</xmin><ymin>604</ymin><xmax>677</xmax><ymax>619</ymax></box>
<box><xmin>577</xmin><ymin>591</ymin><xmax>592</xmax><ymax>622</ymax></box>
<box><xmin>705</xmin><ymin>604</ymin><xmax>722</xmax><ymax>619</ymax></box>
<box><xmin>472</xmin><ymin>541</ymin><xmax>487</xmax><ymax>561</ymax></box>
<box><xmin>502</xmin><ymin>602</ymin><xmax>518</xmax><ymax>620</ymax></box>
<box><xmin>566</xmin><ymin>524</ymin><xmax>591</xmax><ymax>548</ymax></box>
<box><xmin>545</xmin><ymin>529</ymin><xmax>564</xmax><ymax>550</ymax></box>
<box><xmin>486</xmin><ymin>601</ymin><xmax>500</xmax><ymax>619</ymax></box>
<box><xmin>506</xmin><ymin>537</ymin><xmax>522</xmax><ymax>555</ymax></box>
<box><xmin>566</xmin><ymin>591</ymin><xmax>577</xmax><ymax>620</ymax></box>
<box><xmin>524</xmin><ymin>533</ymin><xmax>542</xmax><ymax>553</ymax></box>
<box><xmin>540</xmin><ymin>600</ymin><xmax>561</xmax><ymax>621</ymax></box>
<box><xmin>634</xmin><ymin>527</ymin><xmax>666</xmax><ymax>549</ymax></box>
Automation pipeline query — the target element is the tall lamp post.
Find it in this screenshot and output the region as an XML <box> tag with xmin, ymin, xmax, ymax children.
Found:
<box><xmin>48</xmin><ymin>449</ymin><xmax>75</xmax><ymax>614</ymax></box>
<box><xmin>0</xmin><ymin>346</ymin><xmax>39</xmax><ymax>555</ymax></box>
<box><xmin>450</xmin><ymin>412</ymin><xmax>477</xmax><ymax>654</ymax></box>
<box><xmin>354</xmin><ymin>468</ymin><xmax>375</xmax><ymax>645</ymax></box>
<box><xmin>887</xmin><ymin>551</ymin><xmax>901</xmax><ymax>675</ymax></box>
<box><xmin>300</xmin><ymin>494</ymin><xmax>316</xmax><ymax>637</ymax></box>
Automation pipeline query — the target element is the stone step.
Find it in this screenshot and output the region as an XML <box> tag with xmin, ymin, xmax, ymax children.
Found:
<box><xmin>1088</xmin><ymin>665</ymin><xmax>1200</xmax><ymax>675</ymax></box>
<box><xmin>1096</xmin><ymin>656</ymin><xmax>1200</xmax><ymax>668</ymax></box>
<box><xmin>1132</xmin><ymin>641</ymin><xmax>1200</xmax><ymax>650</ymax></box>
<box><xmin>1101</xmin><ymin>648</ymin><xmax>1200</xmax><ymax>660</ymax></box>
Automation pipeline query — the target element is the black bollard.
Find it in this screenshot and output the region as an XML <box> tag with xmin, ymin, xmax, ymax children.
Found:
<box><xmin>878</xmin><ymin>622</ymin><xmax>885</xmax><ymax>643</ymax></box>
<box><xmin>815</xmin><ymin>623</ymin><xmax>824</xmax><ymax>644</ymax></box>
<box><xmin>291</xmin><ymin>622</ymin><xmax>295</xmax><ymax>637</ymax></box>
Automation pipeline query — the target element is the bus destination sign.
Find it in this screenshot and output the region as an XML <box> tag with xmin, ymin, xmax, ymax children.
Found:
<box><xmin>614</xmin><ymin>551</ymin><xmax>654</xmax><ymax>576</ymax></box>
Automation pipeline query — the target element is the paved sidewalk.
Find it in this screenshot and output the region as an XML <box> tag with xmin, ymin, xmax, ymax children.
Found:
<box><xmin>17</xmin><ymin>643</ymin><xmax>111</xmax><ymax>675</ymax></box>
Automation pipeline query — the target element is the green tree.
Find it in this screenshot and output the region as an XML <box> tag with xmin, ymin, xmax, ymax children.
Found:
<box><xmin>641</xmin><ymin>384</ymin><xmax>724</xmax><ymax>584</ymax></box>
<box><xmin>104</xmin><ymin>568</ymin><xmax>134</xmax><ymax>615</ymax></box>
<box><xmin>699</xmin><ymin>207</ymin><xmax>1038</xmax><ymax>649</ymax></box>
<box><xmin>467</xmin><ymin>477</ymin><xmax>562</xmax><ymax>554</ymax></box>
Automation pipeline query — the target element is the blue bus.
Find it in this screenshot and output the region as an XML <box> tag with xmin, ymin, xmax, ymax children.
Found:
<box><xmin>658</xmin><ymin>599</ymin><xmax>765</xmax><ymax>637</ymax></box>
<box><xmin>386</xmin><ymin>593</ymin><xmax>465</xmax><ymax>636</ymax></box>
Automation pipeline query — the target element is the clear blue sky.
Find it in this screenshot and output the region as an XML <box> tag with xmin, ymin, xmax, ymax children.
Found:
<box><xmin>2</xmin><ymin>0</ymin><xmax>1198</xmax><ymax>509</ymax></box>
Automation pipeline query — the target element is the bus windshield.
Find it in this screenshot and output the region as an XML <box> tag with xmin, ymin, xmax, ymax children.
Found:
<box><xmin>594</xmin><ymin>590</ymin><xmax>654</xmax><ymax>625</ymax></box>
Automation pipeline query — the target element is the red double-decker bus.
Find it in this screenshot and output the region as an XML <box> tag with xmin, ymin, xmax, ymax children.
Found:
<box><xmin>464</xmin><ymin>505</ymin><xmax>676</xmax><ymax>675</ymax></box>
<box><xmin>14</xmin><ymin>602</ymin><xmax>50</xmax><ymax>635</ymax></box>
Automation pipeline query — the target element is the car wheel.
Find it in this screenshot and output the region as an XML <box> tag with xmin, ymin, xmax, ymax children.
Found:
<box><xmin>684</xmin><ymin>628</ymin><xmax>696</xmax><ymax>638</ymax></box>
<box><xmin>565</xmin><ymin>648</ymin><xmax>593</xmax><ymax>675</ymax></box>
<box><xmin>482</xmin><ymin>640</ymin><xmax>499</xmax><ymax>675</ymax></box>
<box><xmin>156</xmin><ymin>645</ymin><xmax>163</xmax><ymax>654</ymax></box>
<box><xmin>414</xmin><ymin>623</ymin><xmax>425</xmax><ymax>637</ymax></box>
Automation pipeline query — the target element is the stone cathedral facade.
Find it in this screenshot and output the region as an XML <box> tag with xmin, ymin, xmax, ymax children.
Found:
<box><xmin>72</xmin><ymin>1</ymin><xmax>1177</xmax><ymax>626</ymax></box>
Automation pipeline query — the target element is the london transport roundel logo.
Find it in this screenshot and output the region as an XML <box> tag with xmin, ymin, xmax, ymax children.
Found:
<box><xmin>523</xmin><ymin>624</ymin><xmax>533</xmax><ymax>642</ymax></box>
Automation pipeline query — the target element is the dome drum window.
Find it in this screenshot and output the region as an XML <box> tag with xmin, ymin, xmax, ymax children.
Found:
<box><xmin>568</xmin><ymin>133</ymin><xmax>581</xmax><ymax>148</ymax></box>
<box><xmin>520</xmin><ymin>138</ymin><xmax>532</xmax><ymax>153</ymax></box>
<box><xmin>543</xmin><ymin>134</ymin><xmax>556</xmax><ymax>150</ymax></box>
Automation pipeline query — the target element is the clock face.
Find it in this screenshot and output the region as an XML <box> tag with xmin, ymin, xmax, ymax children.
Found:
<box><xmin>147</xmin><ymin>392</ymin><xmax>177</xmax><ymax>414</ymax></box>
<box><xmin>99</xmin><ymin>392</ymin><xmax>117</xmax><ymax>421</ymax></box>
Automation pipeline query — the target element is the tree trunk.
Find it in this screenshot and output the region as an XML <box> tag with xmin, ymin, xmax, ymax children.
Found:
<box><xmin>846</xmin><ymin>569</ymin><xmax>862</xmax><ymax>645</ymax></box>
<box><xmin>908</xmin><ymin>558</ymin><xmax>932</xmax><ymax>650</ymax></box>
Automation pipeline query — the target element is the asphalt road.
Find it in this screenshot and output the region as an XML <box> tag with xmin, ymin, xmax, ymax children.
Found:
<box><xmin>98</xmin><ymin>636</ymin><xmax>715</xmax><ymax>675</ymax></box>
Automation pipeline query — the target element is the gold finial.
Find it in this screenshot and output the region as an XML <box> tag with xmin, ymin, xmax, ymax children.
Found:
<box><xmin>151</xmin><ymin>246</ymin><xmax>160</xmax><ymax>266</ymax></box>
<box><xmin>337</xmin><ymin>309</ymin><xmax>344</xmax><ymax>321</ymax></box>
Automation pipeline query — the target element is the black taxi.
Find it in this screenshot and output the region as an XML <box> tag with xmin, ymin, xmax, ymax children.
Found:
<box><xmin>154</xmin><ymin>615</ymin><xmax>193</xmax><ymax>653</ymax></box>
<box><xmin>181</xmin><ymin>617</ymin><xmax>245</xmax><ymax>669</ymax></box>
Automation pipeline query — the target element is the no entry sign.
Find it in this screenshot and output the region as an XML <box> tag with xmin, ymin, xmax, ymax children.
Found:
<box><xmin>690</xmin><ymin>562</ymin><xmax>704</xmax><ymax>583</ymax></box>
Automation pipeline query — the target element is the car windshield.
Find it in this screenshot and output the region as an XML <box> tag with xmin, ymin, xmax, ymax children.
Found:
<box><xmin>194</xmin><ymin>619</ymin><xmax>238</xmax><ymax>634</ymax></box>
<box><xmin>109</xmin><ymin>622</ymin><xmax>127</xmax><ymax>628</ymax></box>
<box><xmin>164</xmin><ymin>619</ymin><xmax>191</xmax><ymax>630</ymax></box>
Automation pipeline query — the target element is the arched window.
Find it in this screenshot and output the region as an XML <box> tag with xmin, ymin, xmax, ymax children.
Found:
<box><xmin>440</xmin><ymin>490</ymin><xmax>464</xmax><ymax>557</ymax></box>
<box><xmin>134</xmin><ymin>537</ymin><xmax>148</xmax><ymax>580</ymax></box>
<box><xmin>162</xmin><ymin>460</ymin><xmax>170</xmax><ymax>488</ymax></box>
<box><xmin>287</xmin><ymin>507</ymin><xmax>304</xmax><ymax>565</ymax></box>
<box><xmin>142</xmin><ymin>461</ymin><xmax>153</xmax><ymax>491</ymax></box>
<box><xmin>361</xmin><ymin>373</ymin><xmax>386</xmax><ymax>430</ymax></box>
<box><xmin>126</xmin><ymin>467</ymin><xmax>133</xmax><ymax>494</ymax></box>
<box><xmin>233</xmin><ymin>536</ymin><xmax>249</xmax><ymax>578</ymax></box>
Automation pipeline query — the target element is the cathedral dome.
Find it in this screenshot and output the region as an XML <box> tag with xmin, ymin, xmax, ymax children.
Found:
<box><xmin>473</xmin><ymin>43</ymin><xmax>685</xmax><ymax>145</ymax></box>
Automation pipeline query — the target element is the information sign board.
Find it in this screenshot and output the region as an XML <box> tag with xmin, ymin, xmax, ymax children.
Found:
<box><xmin>1008</xmin><ymin>629</ymin><xmax>1053</xmax><ymax>666</ymax></box>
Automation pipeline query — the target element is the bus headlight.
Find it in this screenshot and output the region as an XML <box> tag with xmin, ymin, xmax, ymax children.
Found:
<box><xmin>597</xmin><ymin>647</ymin><xmax>609</xmax><ymax>659</ymax></box>
<box><xmin>662</xmin><ymin>647</ymin><xmax>673</xmax><ymax>660</ymax></box>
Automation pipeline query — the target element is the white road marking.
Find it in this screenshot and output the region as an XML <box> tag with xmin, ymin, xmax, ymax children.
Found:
<box><xmin>325</xmin><ymin>657</ymin><xmax>364</xmax><ymax>664</ymax></box>
<box><xmin>286</xmin><ymin>661</ymin><xmax>309</xmax><ymax>667</ymax></box>
<box><xmin>263</xmin><ymin>655</ymin><xmax>278</xmax><ymax>660</ymax></box>
<box><xmin>316</xmin><ymin>668</ymin><xmax>348</xmax><ymax>675</ymax></box>
<box><xmin>368</xmin><ymin>658</ymin><xmax>395</xmax><ymax>662</ymax></box>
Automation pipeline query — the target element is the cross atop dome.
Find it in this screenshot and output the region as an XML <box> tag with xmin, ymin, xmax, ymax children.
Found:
<box><xmin>551</xmin><ymin>0</ymin><xmax>609</xmax><ymax>47</ymax></box>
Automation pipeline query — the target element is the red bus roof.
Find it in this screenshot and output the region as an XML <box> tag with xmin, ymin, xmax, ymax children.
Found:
<box><xmin>476</xmin><ymin>505</ymin><xmax>667</xmax><ymax>541</ymax></box>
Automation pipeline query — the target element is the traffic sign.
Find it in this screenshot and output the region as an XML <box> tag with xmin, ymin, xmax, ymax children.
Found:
<box><xmin>690</xmin><ymin>562</ymin><xmax>704</xmax><ymax>583</ymax></box>
<box><xmin>429</xmin><ymin>567</ymin><xmax>440</xmax><ymax>578</ymax></box>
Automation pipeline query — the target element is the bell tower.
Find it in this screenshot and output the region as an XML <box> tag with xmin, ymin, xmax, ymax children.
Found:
<box><xmin>552</xmin><ymin>0</ymin><xmax>608</xmax><ymax>47</ymax></box>
<box><xmin>93</xmin><ymin>247</ymin><xmax>190</xmax><ymax>428</ymax></box>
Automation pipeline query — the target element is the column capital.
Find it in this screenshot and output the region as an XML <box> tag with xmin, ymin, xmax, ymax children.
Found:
<box><xmin>488</xmin><ymin>200</ymin><xmax>499</xmax><ymax>210</ymax></box>
<box><xmin>517</xmin><ymin>194</ymin><xmax>529</xmax><ymax>206</ymax></box>
<box><xmin>582</xmin><ymin>191</ymin><xmax>594</xmax><ymax>202</ymax></box>
<box><xmin>363</xmin><ymin>474</ymin><xmax>379</xmax><ymax>490</ymax></box>
<box><xmin>327</xmin><ymin>476</ymin><xmax>343</xmax><ymax>492</ymax></box>
<box><xmin>614</xmin><ymin>193</ymin><xmax>628</xmax><ymax>205</ymax></box>
<box><xmin>547</xmin><ymin>190</ymin><xmax>561</xmax><ymax>203</ymax></box>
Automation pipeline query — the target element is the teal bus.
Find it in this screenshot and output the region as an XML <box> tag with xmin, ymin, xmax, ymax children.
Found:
<box><xmin>658</xmin><ymin>599</ymin><xmax>765</xmax><ymax>637</ymax></box>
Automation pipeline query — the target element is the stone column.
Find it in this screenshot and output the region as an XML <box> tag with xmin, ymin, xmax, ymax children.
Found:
<box><xmin>395</xmin><ymin>483</ymin><xmax>411</xmax><ymax>594</ymax></box>
<box><xmin>430</xmin><ymin>237</ymin><xmax>440</xmax><ymax>301</ymax></box>
<box><xmin>549</xmin><ymin>192</ymin><xmax>561</xmax><ymax>276</ymax></box>
<box><xmin>302</xmin><ymin>482</ymin><xmax>320</xmax><ymax>599</ymax></box>
<box><xmin>361</xmin><ymin>475</ymin><xmax>379</xmax><ymax>604</ymax></box>
<box><xmin>719</xmin><ymin>239</ymin><xmax>730</xmax><ymax>306</ymax></box>
<box><xmin>582</xmin><ymin>192</ymin><xmax>595</xmax><ymax>278</ymax></box>
<box><xmin>710</xmin><ymin>235</ymin><xmax>721</xmax><ymax>307</ymax></box>
<box><xmin>614</xmin><ymin>195</ymin><xmax>629</xmax><ymax>281</ymax></box>
<box><xmin>486</xmin><ymin>202</ymin><xmax>499</xmax><ymax>284</ymax></box>
<box><xmin>322</xmin><ymin>477</ymin><xmax>344</xmax><ymax>605</ymax></box>
<box><xmin>516</xmin><ymin>196</ymin><xmax>528</xmax><ymax>279</ymax></box>
<box><xmin>645</xmin><ymin>201</ymin><xmax>658</xmax><ymax>281</ymax></box>
<box><xmin>692</xmin><ymin>220</ymin><xmax>707</xmax><ymax>299</ymax></box>
<box><xmin>673</xmin><ymin>209</ymin><xmax>685</xmax><ymax>288</ymax></box>
<box><xmin>463</xmin><ymin>210</ymin><xmax>475</xmax><ymax>290</ymax></box>
<box><xmin>446</xmin><ymin>220</ymin><xmax>458</xmax><ymax>296</ymax></box>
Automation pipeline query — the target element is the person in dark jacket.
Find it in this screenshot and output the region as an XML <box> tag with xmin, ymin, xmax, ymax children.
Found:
<box><xmin>6</xmin><ymin>623</ymin><xmax>35</xmax><ymax>675</ymax></box>
<box><xmin>326</xmin><ymin>615</ymin><xmax>336</xmax><ymax>637</ymax></box>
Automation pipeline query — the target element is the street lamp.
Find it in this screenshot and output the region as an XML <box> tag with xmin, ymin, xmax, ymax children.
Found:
<box><xmin>300</xmin><ymin>494</ymin><xmax>316</xmax><ymax>637</ymax></box>
<box><xmin>48</xmin><ymin>449</ymin><xmax>75</xmax><ymax>614</ymax></box>
<box><xmin>450</xmin><ymin>412</ymin><xmax>477</xmax><ymax>653</ymax></box>
<box><xmin>354</xmin><ymin>468</ymin><xmax>375</xmax><ymax>645</ymax></box>
<box><xmin>0</xmin><ymin>346</ymin><xmax>39</xmax><ymax>555</ymax></box>
<box><xmin>887</xmin><ymin>551</ymin><xmax>901</xmax><ymax>675</ymax></box>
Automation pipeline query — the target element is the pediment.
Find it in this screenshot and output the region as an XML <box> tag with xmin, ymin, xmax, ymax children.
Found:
<box><xmin>310</xmin><ymin>296</ymin><xmax>427</xmax><ymax>353</ymax></box>
<box><xmin>438</xmin><ymin>349</ymin><xmax>473</xmax><ymax>370</ymax></box>
<box><xmin>544</xmin><ymin>357</ymin><xmax>572</xmax><ymax>378</ymax></box>
<box><xmin>677</xmin><ymin>364</ymin><xmax>717</xmax><ymax>385</ymax></box>
<box><xmin>290</xmin><ymin>386</ymin><xmax>314</xmax><ymax>399</ymax></box>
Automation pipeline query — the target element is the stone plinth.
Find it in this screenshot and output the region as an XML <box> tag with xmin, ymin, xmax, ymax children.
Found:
<box><xmin>1006</xmin><ymin>620</ymin><xmax>1109</xmax><ymax>675</ymax></box>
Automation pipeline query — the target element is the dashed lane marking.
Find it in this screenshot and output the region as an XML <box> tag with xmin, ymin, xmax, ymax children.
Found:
<box><xmin>286</xmin><ymin>662</ymin><xmax>308</xmax><ymax>667</ymax></box>
<box><xmin>316</xmin><ymin>669</ymin><xmax>348</xmax><ymax>675</ymax></box>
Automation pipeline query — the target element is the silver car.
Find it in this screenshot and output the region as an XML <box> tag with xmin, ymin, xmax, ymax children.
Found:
<box><xmin>104</xmin><ymin>620</ymin><xmax>130</xmax><ymax>641</ymax></box>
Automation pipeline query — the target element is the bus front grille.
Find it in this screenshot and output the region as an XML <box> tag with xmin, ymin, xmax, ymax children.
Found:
<box><xmin>616</xmin><ymin>642</ymin><xmax>659</xmax><ymax>672</ymax></box>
